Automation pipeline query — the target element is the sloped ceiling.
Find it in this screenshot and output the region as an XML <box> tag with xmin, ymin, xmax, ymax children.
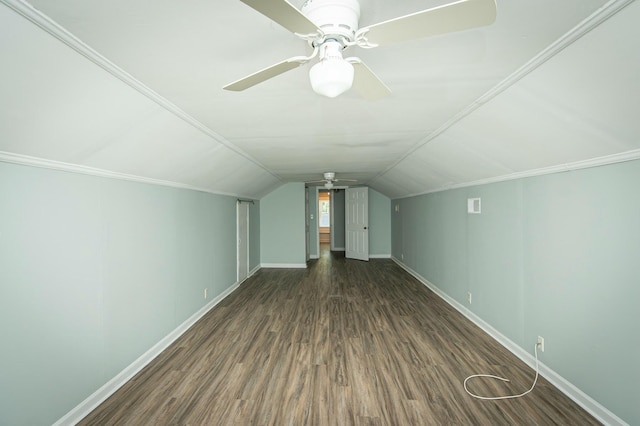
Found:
<box><xmin>1</xmin><ymin>0</ymin><xmax>638</xmax><ymax>199</ymax></box>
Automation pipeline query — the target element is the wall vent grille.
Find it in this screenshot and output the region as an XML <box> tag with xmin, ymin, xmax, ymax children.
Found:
<box><xmin>467</xmin><ymin>198</ymin><xmax>481</xmax><ymax>214</ymax></box>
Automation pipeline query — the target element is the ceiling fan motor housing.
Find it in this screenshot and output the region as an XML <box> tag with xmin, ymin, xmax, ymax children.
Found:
<box><xmin>302</xmin><ymin>0</ymin><xmax>361</xmax><ymax>42</ymax></box>
<box><xmin>323</xmin><ymin>172</ymin><xmax>336</xmax><ymax>181</ymax></box>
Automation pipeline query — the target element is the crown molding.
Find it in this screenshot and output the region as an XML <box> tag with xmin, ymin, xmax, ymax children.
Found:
<box><xmin>0</xmin><ymin>0</ymin><xmax>281</xmax><ymax>183</ymax></box>
<box><xmin>394</xmin><ymin>148</ymin><xmax>640</xmax><ymax>199</ymax></box>
<box><xmin>373</xmin><ymin>0</ymin><xmax>635</xmax><ymax>184</ymax></box>
<box><xmin>0</xmin><ymin>151</ymin><xmax>257</xmax><ymax>199</ymax></box>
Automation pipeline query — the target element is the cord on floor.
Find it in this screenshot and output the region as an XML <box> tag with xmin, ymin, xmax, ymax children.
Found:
<box><xmin>464</xmin><ymin>342</ymin><xmax>540</xmax><ymax>400</ymax></box>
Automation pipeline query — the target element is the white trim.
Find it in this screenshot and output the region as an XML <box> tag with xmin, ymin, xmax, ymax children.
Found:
<box><xmin>309</xmin><ymin>255</ymin><xmax>319</xmax><ymax>259</ymax></box>
<box><xmin>0</xmin><ymin>0</ymin><xmax>279</xmax><ymax>183</ymax></box>
<box><xmin>390</xmin><ymin>257</ymin><xmax>628</xmax><ymax>426</ymax></box>
<box><xmin>393</xmin><ymin>149</ymin><xmax>640</xmax><ymax>200</ymax></box>
<box><xmin>0</xmin><ymin>151</ymin><xmax>258</xmax><ymax>199</ymax></box>
<box><xmin>305</xmin><ymin>187</ymin><xmax>311</xmax><ymax>261</ymax></box>
<box><xmin>372</xmin><ymin>0</ymin><xmax>635</xmax><ymax>186</ymax></box>
<box><xmin>236</xmin><ymin>202</ymin><xmax>250</xmax><ymax>284</ymax></box>
<box><xmin>53</xmin><ymin>281</ymin><xmax>240</xmax><ymax>426</ymax></box>
<box><xmin>369</xmin><ymin>254</ymin><xmax>391</xmax><ymax>259</ymax></box>
<box><xmin>261</xmin><ymin>263</ymin><xmax>307</xmax><ymax>269</ymax></box>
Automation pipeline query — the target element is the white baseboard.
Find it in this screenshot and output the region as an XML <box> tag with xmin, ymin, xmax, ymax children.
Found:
<box><xmin>309</xmin><ymin>255</ymin><xmax>319</xmax><ymax>259</ymax></box>
<box><xmin>261</xmin><ymin>263</ymin><xmax>307</xmax><ymax>269</ymax></box>
<box><xmin>390</xmin><ymin>257</ymin><xmax>628</xmax><ymax>426</ymax></box>
<box><xmin>238</xmin><ymin>265</ymin><xmax>260</xmax><ymax>285</ymax></box>
<box><xmin>53</xmin><ymin>281</ymin><xmax>240</xmax><ymax>426</ymax></box>
<box><xmin>369</xmin><ymin>254</ymin><xmax>391</xmax><ymax>259</ymax></box>
<box><xmin>332</xmin><ymin>247</ymin><xmax>345</xmax><ymax>251</ymax></box>
<box><xmin>248</xmin><ymin>265</ymin><xmax>260</xmax><ymax>278</ymax></box>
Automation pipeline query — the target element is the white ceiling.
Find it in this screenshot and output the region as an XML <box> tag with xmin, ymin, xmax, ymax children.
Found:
<box><xmin>1</xmin><ymin>0</ymin><xmax>638</xmax><ymax>199</ymax></box>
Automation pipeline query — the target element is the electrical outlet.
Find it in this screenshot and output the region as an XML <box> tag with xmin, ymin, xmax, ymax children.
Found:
<box><xmin>204</xmin><ymin>288</ymin><xmax>208</xmax><ymax>299</ymax></box>
<box><xmin>537</xmin><ymin>336</ymin><xmax>545</xmax><ymax>352</ymax></box>
<box><xmin>467</xmin><ymin>292</ymin><xmax>472</xmax><ymax>304</ymax></box>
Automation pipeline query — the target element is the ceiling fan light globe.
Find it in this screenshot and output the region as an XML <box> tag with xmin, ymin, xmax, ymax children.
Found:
<box><xmin>325</xmin><ymin>182</ymin><xmax>334</xmax><ymax>189</ymax></box>
<box><xmin>309</xmin><ymin>59</ymin><xmax>354</xmax><ymax>98</ymax></box>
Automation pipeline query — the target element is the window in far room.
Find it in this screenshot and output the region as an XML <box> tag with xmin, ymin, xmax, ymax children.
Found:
<box><xmin>319</xmin><ymin>197</ymin><xmax>330</xmax><ymax>227</ymax></box>
<box><xmin>319</xmin><ymin>190</ymin><xmax>331</xmax><ymax>244</ymax></box>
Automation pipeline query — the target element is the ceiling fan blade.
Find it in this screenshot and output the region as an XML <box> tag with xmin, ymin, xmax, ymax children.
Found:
<box><xmin>223</xmin><ymin>59</ymin><xmax>305</xmax><ymax>91</ymax></box>
<box><xmin>334</xmin><ymin>179</ymin><xmax>358</xmax><ymax>182</ymax></box>
<box><xmin>348</xmin><ymin>59</ymin><xmax>391</xmax><ymax>101</ymax></box>
<box><xmin>360</xmin><ymin>0</ymin><xmax>496</xmax><ymax>46</ymax></box>
<box><xmin>238</xmin><ymin>0</ymin><xmax>320</xmax><ymax>35</ymax></box>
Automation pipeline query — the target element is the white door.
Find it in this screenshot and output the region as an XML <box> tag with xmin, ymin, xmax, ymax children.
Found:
<box><xmin>305</xmin><ymin>187</ymin><xmax>310</xmax><ymax>261</ymax></box>
<box><xmin>345</xmin><ymin>187</ymin><xmax>369</xmax><ymax>261</ymax></box>
<box><xmin>237</xmin><ymin>202</ymin><xmax>250</xmax><ymax>283</ymax></box>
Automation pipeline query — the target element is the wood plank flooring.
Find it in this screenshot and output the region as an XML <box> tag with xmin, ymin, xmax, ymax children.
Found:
<box><xmin>80</xmin><ymin>246</ymin><xmax>600</xmax><ymax>425</ymax></box>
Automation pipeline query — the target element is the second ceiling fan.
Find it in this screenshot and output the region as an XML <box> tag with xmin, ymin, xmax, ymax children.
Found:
<box><xmin>307</xmin><ymin>172</ymin><xmax>357</xmax><ymax>189</ymax></box>
<box><xmin>224</xmin><ymin>0</ymin><xmax>497</xmax><ymax>100</ymax></box>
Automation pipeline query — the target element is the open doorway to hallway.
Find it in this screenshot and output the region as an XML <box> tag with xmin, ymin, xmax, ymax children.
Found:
<box><xmin>318</xmin><ymin>190</ymin><xmax>331</xmax><ymax>245</ymax></box>
<box><xmin>308</xmin><ymin>187</ymin><xmax>346</xmax><ymax>258</ymax></box>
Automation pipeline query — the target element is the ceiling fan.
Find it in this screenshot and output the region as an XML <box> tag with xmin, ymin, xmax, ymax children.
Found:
<box><xmin>224</xmin><ymin>0</ymin><xmax>496</xmax><ymax>100</ymax></box>
<box><xmin>307</xmin><ymin>172</ymin><xmax>357</xmax><ymax>188</ymax></box>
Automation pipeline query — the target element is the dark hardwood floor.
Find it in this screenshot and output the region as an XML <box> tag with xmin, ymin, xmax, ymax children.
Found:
<box><xmin>80</xmin><ymin>245</ymin><xmax>600</xmax><ymax>425</ymax></box>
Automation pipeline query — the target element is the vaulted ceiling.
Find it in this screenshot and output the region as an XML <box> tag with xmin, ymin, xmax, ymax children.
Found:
<box><xmin>1</xmin><ymin>0</ymin><xmax>639</xmax><ymax>199</ymax></box>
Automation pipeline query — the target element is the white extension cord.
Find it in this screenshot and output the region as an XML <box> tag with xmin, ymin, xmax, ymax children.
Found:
<box><xmin>464</xmin><ymin>342</ymin><xmax>540</xmax><ymax>400</ymax></box>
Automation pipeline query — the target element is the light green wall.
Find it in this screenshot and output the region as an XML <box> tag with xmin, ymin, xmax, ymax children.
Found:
<box><xmin>260</xmin><ymin>183</ymin><xmax>306</xmax><ymax>266</ymax></box>
<box><xmin>369</xmin><ymin>187</ymin><xmax>391</xmax><ymax>256</ymax></box>
<box><xmin>0</xmin><ymin>161</ymin><xmax>241</xmax><ymax>426</ymax></box>
<box><xmin>391</xmin><ymin>160</ymin><xmax>640</xmax><ymax>425</ymax></box>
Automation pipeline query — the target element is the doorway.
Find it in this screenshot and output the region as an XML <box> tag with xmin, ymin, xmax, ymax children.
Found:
<box><xmin>313</xmin><ymin>188</ymin><xmax>346</xmax><ymax>256</ymax></box>
<box><xmin>318</xmin><ymin>190</ymin><xmax>331</xmax><ymax>246</ymax></box>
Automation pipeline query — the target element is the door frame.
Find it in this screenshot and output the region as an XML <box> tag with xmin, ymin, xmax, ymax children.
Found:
<box><xmin>318</xmin><ymin>188</ymin><xmax>331</xmax><ymax>250</ymax></box>
<box><xmin>315</xmin><ymin>186</ymin><xmax>320</xmax><ymax>257</ymax></box>
<box><xmin>305</xmin><ymin>187</ymin><xmax>310</xmax><ymax>261</ymax></box>
<box><xmin>236</xmin><ymin>201</ymin><xmax>250</xmax><ymax>283</ymax></box>
<box><xmin>314</xmin><ymin>186</ymin><xmax>349</xmax><ymax>256</ymax></box>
